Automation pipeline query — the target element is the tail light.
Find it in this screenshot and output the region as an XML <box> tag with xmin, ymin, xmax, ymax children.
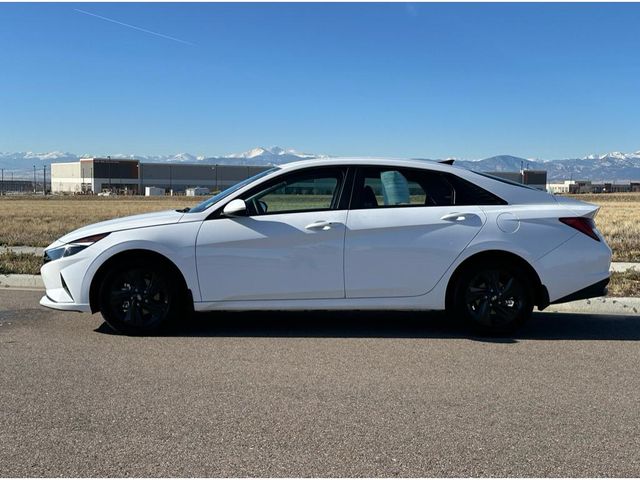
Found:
<box><xmin>559</xmin><ymin>217</ymin><xmax>600</xmax><ymax>242</ymax></box>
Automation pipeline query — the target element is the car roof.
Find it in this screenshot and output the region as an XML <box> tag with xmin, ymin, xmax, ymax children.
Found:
<box><xmin>278</xmin><ymin>157</ymin><xmax>466</xmax><ymax>174</ymax></box>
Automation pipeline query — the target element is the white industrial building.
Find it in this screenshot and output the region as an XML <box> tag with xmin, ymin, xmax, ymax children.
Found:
<box><xmin>51</xmin><ymin>158</ymin><xmax>270</xmax><ymax>195</ymax></box>
<box><xmin>50</xmin><ymin>162</ymin><xmax>83</xmax><ymax>193</ymax></box>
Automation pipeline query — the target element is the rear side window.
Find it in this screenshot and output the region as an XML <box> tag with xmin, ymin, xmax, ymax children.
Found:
<box><xmin>351</xmin><ymin>167</ymin><xmax>505</xmax><ymax>209</ymax></box>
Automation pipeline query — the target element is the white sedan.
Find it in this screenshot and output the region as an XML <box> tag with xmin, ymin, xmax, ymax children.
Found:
<box><xmin>40</xmin><ymin>158</ymin><xmax>612</xmax><ymax>334</ymax></box>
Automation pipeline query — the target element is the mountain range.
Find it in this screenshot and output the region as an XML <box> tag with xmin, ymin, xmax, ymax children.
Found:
<box><xmin>2</xmin><ymin>147</ymin><xmax>640</xmax><ymax>182</ymax></box>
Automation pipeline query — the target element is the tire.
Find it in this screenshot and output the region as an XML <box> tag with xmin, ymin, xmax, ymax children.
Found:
<box><xmin>449</xmin><ymin>259</ymin><xmax>533</xmax><ymax>335</ymax></box>
<box><xmin>98</xmin><ymin>258</ymin><xmax>184</xmax><ymax>335</ymax></box>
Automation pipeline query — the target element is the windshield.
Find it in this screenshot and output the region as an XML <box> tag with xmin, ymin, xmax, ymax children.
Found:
<box><xmin>188</xmin><ymin>167</ymin><xmax>280</xmax><ymax>213</ymax></box>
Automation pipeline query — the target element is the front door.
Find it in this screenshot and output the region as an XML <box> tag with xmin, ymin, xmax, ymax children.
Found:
<box><xmin>196</xmin><ymin>167</ymin><xmax>349</xmax><ymax>302</ymax></box>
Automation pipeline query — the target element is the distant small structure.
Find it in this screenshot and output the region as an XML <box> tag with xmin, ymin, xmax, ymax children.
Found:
<box><xmin>186</xmin><ymin>187</ymin><xmax>211</xmax><ymax>197</ymax></box>
<box><xmin>547</xmin><ymin>180</ymin><xmax>638</xmax><ymax>194</ymax></box>
<box><xmin>145</xmin><ymin>186</ymin><xmax>165</xmax><ymax>196</ymax></box>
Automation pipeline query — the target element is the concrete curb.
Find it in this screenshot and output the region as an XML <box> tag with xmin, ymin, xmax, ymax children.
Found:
<box><xmin>1</xmin><ymin>274</ymin><xmax>639</xmax><ymax>316</ymax></box>
<box><xmin>0</xmin><ymin>274</ymin><xmax>44</xmax><ymax>289</ymax></box>
<box><xmin>540</xmin><ymin>296</ymin><xmax>640</xmax><ymax>315</ymax></box>
<box><xmin>610</xmin><ymin>262</ymin><xmax>640</xmax><ymax>273</ymax></box>
<box><xmin>0</xmin><ymin>246</ymin><xmax>44</xmax><ymax>256</ymax></box>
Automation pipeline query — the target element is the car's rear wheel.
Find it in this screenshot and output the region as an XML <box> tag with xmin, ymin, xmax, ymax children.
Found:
<box><xmin>450</xmin><ymin>260</ymin><xmax>533</xmax><ymax>334</ymax></box>
<box><xmin>98</xmin><ymin>259</ymin><xmax>181</xmax><ymax>335</ymax></box>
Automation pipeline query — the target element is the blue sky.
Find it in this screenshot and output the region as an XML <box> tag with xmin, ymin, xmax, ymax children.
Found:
<box><xmin>0</xmin><ymin>2</ymin><xmax>639</xmax><ymax>159</ymax></box>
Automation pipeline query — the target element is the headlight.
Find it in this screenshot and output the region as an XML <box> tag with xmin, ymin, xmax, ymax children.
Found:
<box><xmin>43</xmin><ymin>233</ymin><xmax>110</xmax><ymax>264</ymax></box>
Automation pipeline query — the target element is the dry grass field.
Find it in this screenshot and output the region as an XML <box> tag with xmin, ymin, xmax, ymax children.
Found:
<box><xmin>1</xmin><ymin>192</ymin><xmax>639</xmax><ymax>295</ymax></box>
<box><xmin>0</xmin><ymin>195</ymin><xmax>201</xmax><ymax>247</ymax></box>
<box><xmin>568</xmin><ymin>192</ymin><xmax>640</xmax><ymax>262</ymax></box>
<box><xmin>0</xmin><ymin>191</ymin><xmax>638</xmax><ymax>259</ymax></box>
<box><xmin>0</xmin><ymin>251</ymin><xmax>42</xmax><ymax>275</ymax></box>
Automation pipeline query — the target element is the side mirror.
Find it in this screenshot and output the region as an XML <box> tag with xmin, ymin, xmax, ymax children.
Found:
<box><xmin>222</xmin><ymin>199</ymin><xmax>248</xmax><ymax>217</ymax></box>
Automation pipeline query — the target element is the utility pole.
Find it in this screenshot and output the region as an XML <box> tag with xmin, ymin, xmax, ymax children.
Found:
<box><xmin>108</xmin><ymin>156</ymin><xmax>112</xmax><ymax>193</ymax></box>
<box><xmin>43</xmin><ymin>164</ymin><xmax>46</xmax><ymax>195</ymax></box>
<box><xmin>1</xmin><ymin>168</ymin><xmax>3</xmax><ymax>196</ymax></box>
<box><xmin>33</xmin><ymin>165</ymin><xmax>36</xmax><ymax>194</ymax></box>
<box><xmin>169</xmin><ymin>165</ymin><xmax>172</xmax><ymax>194</ymax></box>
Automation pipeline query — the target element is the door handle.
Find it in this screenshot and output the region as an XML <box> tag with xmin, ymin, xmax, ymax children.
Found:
<box><xmin>305</xmin><ymin>220</ymin><xmax>333</xmax><ymax>230</ymax></box>
<box><xmin>441</xmin><ymin>212</ymin><xmax>471</xmax><ymax>222</ymax></box>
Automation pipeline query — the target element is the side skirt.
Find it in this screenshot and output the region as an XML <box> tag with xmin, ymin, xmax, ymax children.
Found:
<box><xmin>193</xmin><ymin>296</ymin><xmax>444</xmax><ymax>312</ymax></box>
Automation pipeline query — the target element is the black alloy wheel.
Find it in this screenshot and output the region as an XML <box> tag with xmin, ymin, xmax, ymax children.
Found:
<box><xmin>99</xmin><ymin>260</ymin><xmax>182</xmax><ymax>335</ymax></box>
<box><xmin>452</xmin><ymin>260</ymin><xmax>533</xmax><ymax>334</ymax></box>
<box><xmin>464</xmin><ymin>269</ymin><xmax>524</xmax><ymax>327</ymax></box>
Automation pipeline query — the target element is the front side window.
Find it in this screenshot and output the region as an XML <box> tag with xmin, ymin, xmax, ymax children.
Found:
<box><xmin>189</xmin><ymin>167</ymin><xmax>279</xmax><ymax>213</ymax></box>
<box><xmin>243</xmin><ymin>168</ymin><xmax>345</xmax><ymax>215</ymax></box>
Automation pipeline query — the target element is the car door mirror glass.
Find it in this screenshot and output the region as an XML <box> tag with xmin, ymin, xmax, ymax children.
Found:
<box><xmin>223</xmin><ymin>199</ymin><xmax>248</xmax><ymax>217</ymax></box>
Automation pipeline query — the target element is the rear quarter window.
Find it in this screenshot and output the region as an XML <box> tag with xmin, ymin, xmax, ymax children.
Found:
<box><xmin>444</xmin><ymin>173</ymin><xmax>507</xmax><ymax>206</ymax></box>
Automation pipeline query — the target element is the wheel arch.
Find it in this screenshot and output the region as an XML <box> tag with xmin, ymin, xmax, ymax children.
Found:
<box><xmin>88</xmin><ymin>249</ymin><xmax>192</xmax><ymax>313</ymax></box>
<box><xmin>445</xmin><ymin>250</ymin><xmax>549</xmax><ymax>310</ymax></box>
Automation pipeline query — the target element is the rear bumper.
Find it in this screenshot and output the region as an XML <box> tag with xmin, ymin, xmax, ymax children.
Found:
<box><xmin>550</xmin><ymin>278</ymin><xmax>609</xmax><ymax>305</ymax></box>
<box><xmin>534</xmin><ymin>230</ymin><xmax>611</xmax><ymax>303</ymax></box>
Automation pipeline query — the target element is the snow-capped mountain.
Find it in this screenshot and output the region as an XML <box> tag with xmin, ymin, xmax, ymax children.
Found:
<box><xmin>584</xmin><ymin>151</ymin><xmax>640</xmax><ymax>161</ymax></box>
<box><xmin>2</xmin><ymin>148</ymin><xmax>640</xmax><ymax>181</ymax></box>
<box><xmin>0</xmin><ymin>147</ymin><xmax>320</xmax><ymax>172</ymax></box>
<box><xmin>455</xmin><ymin>155</ymin><xmax>533</xmax><ymax>172</ymax></box>
<box><xmin>452</xmin><ymin>151</ymin><xmax>640</xmax><ymax>181</ymax></box>
<box><xmin>0</xmin><ymin>151</ymin><xmax>79</xmax><ymax>166</ymax></box>
<box><xmin>223</xmin><ymin>146</ymin><xmax>322</xmax><ymax>165</ymax></box>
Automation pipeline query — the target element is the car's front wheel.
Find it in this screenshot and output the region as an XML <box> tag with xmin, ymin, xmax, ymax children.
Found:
<box><xmin>98</xmin><ymin>260</ymin><xmax>181</xmax><ymax>335</ymax></box>
<box><xmin>450</xmin><ymin>260</ymin><xmax>533</xmax><ymax>335</ymax></box>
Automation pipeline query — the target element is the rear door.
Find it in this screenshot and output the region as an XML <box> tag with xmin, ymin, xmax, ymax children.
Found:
<box><xmin>344</xmin><ymin>166</ymin><xmax>492</xmax><ymax>298</ymax></box>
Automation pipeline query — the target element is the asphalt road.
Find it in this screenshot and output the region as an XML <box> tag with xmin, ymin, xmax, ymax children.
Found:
<box><xmin>2</xmin><ymin>289</ymin><xmax>640</xmax><ymax>477</ymax></box>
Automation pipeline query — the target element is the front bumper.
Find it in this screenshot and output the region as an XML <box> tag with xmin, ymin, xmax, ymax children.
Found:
<box><xmin>39</xmin><ymin>294</ymin><xmax>91</xmax><ymax>312</ymax></box>
<box><xmin>39</xmin><ymin>246</ymin><xmax>93</xmax><ymax>312</ymax></box>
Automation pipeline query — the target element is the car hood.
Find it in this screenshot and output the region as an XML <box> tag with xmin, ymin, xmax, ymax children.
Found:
<box><xmin>56</xmin><ymin>210</ymin><xmax>185</xmax><ymax>245</ymax></box>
